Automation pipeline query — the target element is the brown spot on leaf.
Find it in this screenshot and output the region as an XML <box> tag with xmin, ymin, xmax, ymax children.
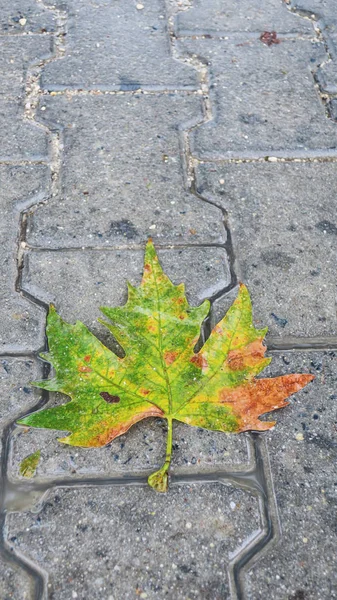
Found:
<box><xmin>227</xmin><ymin>340</ymin><xmax>266</xmax><ymax>371</ymax></box>
<box><xmin>179</xmin><ymin>315</ymin><xmax>186</xmax><ymax>320</ymax></box>
<box><xmin>100</xmin><ymin>392</ymin><xmax>121</xmax><ymax>404</ymax></box>
<box><xmin>84</xmin><ymin>355</ymin><xmax>91</xmax><ymax>363</ymax></box>
<box><xmin>260</xmin><ymin>31</ymin><xmax>280</xmax><ymax>46</ymax></box>
<box><xmin>191</xmin><ymin>353</ymin><xmax>208</xmax><ymax>370</ymax></box>
<box><xmin>79</xmin><ymin>366</ymin><xmax>92</xmax><ymax>373</ymax></box>
<box><xmin>144</xmin><ymin>263</ymin><xmax>152</xmax><ymax>273</ymax></box>
<box><xmin>227</xmin><ymin>350</ymin><xmax>244</xmax><ymax>371</ymax></box>
<box><xmin>140</xmin><ymin>388</ymin><xmax>151</xmax><ymax>396</ymax></box>
<box><xmin>164</xmin><ymin>350</ymin><xmax>178</xmax><ymax>366</ymax></box>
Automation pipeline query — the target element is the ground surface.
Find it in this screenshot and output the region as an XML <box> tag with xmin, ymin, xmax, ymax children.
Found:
<box><xmin>0</xmin><ymin>1</ymin><xmax>336</xmax><ymax>599</ymax></box>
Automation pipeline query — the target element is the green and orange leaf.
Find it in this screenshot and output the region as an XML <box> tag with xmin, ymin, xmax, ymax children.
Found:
<box><xmin>17</xmin><ymin>240</ymin><xmax>314</xmax><ymax>492</ymax></box>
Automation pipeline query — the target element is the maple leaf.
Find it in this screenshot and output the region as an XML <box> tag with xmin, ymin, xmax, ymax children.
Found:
<box><xmin>17</xmin><ymin>240</ymin><xmax>314</xmax><ymax>492</ymax></box>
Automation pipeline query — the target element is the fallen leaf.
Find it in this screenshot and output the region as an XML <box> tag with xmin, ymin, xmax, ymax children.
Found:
<box><xmin>260</xmin><ymin>31</ymin><xmax>280</xmax><ymax>46</ymax></box>
<box><xmin>19</xmin><ymin>450</ymin><xmax>41</xmax><ymax>478</ymax></box>
<box><xmin>17</xmin><ymin>240</ymin><xmax>314</xmax><ymax>492</ymax></box>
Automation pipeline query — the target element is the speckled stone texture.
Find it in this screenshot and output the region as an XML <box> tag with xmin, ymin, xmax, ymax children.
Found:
<box><xmin>41</xmin><ymin>0</ymin><xmax>198</xmax><ymax>90</ymax></box>
<box><xmin>244</xmin><ymin>352</ymin><xmax>337</xmax><ymax>599</ymax></box>
<box><xmin>196</xmin><ymin>161</ymin><xmax>337</xmax><ymax>339</ymax></box>
<box><xmin>176</xmin><ymin>0</ymin><xmax>312</xmax><ymax>35</ymax></box>
<box><xmin>0</xmin><ymin>166</ymin><xmax>48</xmax><ymax>352</ymax></box>
<box><xmin>7</xmin><ymin>483</ymin><xmax>260</xmax><ymax>599</ymax></box>
<box><xmin>27</xmin><ymin>94</ymin><xmax>225</xmax><ymax>247</ymax></box>
<box><xmin>180</xmin><ymin>38</ymin><xmax>337</xmax><ymax>159</ymax></box>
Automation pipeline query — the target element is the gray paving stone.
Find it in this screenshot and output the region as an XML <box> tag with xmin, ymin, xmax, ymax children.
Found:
<box><xmin>196</xmin><ymin>161</ymin><xmax>337</xmax><ymax>339</ymax></box>
<box><xmin>41</xmin><ymin>0</ymin><xmax>198</xmax><ymax>90</ymax></box>
<box><xmin>0</xmin><ymin>101</ymin><xmax>48</xmax><ymax>161</ymax></box>
<box><xmin>179</xmin><ymin>38</ymin><xmax>337</xmax><ymax>159</ymax></box>
<box><xmin>290</xmin><ymin>1</ymin><xmax>337</xmax><ymax>93</ymax></box>
<box><xmin>7</xmin><ymin>483</ymin><xmax>260</xmax><ymax>599</ymax></box>
<box><xmin>291</xmin><ymin>0</ymin><xmax>337</xmax><ymax>25</ymax></box>
<box><xmin>11</xmin><ymin>245</ymin><xmax>251</xmax><ymax>479</ymax></box>
<box><xmin>244</xmin><ymin>351</ymin><xmax>337</xmax><ymax>599</ymax></box>
<box><xmin>0</xmin><ymin>166</ymin><xmax>48</xmax><ymax>352</ymax></box>
<box><xmin>0</xmin><ymin>557</ymin><xmax>33</xmax><ymax>600</ymax></box>
<box><xmin>0</xmin><ymin>36</ymin><xmax>52</xmax><ymax>98</ymax></box>
<box><xmin>27</xmin><ymin>94</ymin><xmax>225</xmax><ymax>247</ymax></box>
<box><xmin>0</xmin><ymin>0</ymin><xmax>55</xmax><ymax>34</ymax></box>
<box><xmin>176</xmin><ymin>0</ymin><xmax>312</xmax><ymax>35</ymax></box>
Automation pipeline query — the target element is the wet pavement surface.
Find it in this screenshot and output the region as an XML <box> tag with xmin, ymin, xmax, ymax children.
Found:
<box><xmin>0</xmin><ymin>1</ymin><xmax>336</xmax><ymax>598</ymax></box>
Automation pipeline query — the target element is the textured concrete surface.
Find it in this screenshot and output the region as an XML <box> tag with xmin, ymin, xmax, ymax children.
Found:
<box><xmin>27</xmin><ymin>94</ymin><xmax>225</xmax><ymax>247</ymax></box>
<box><xmin>176</xmin><ymin>0</ymin><xmax>312</xmax><ymax>35</ymax></box>
<box><xmin>196</xmin><ymin>161</ymin><xmax>337</xmax><ymax>339</ymax></box>
<box><xmin>181</xmin><ymin>38</ymin><xmax>337</xmax><ymax>159</ymax></box>
<box><xmin>41</xmin><ymin>0</ymin><xmax>198</xmax><ymax>91</ymax></box>
<box><xmin>0</xmin><ymin>0</ymin><xmax>55</xmax><ymax>34</ymax></box>
<box><xmin>244</xmin><ymin>352</ymin><xmax>337</xmax><ymax>599</ymax></box>
<box><xmin>1</xmin><ymin>0</ymin><xmax>337</xmax><ymax>598</ymax></box>
<box><xmin>8</xmin><ymin>483</ymin><xmax>260</xmax><ymax>599</ymax></box>
<box><xmin>0</xmin><ymin>166</ymin><xmax>47</xmax><ymax>352</ymax></box>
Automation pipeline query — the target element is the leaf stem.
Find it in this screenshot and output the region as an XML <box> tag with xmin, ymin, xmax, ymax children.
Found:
<box><xmin>148</xmin><ymin>417</ymin><xmax>173</xmax><ymax>492</ymax></box>
<box><xmin>165</xmin><ymin>416</ymin><xmax>173</xmax><ymax>467</ymax></box>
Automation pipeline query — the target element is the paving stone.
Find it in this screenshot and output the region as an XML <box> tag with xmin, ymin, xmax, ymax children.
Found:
<box><xmin>27</xmin><ymin>94</ymin><xmax>225</xmax><ymax>247</ymax></box>
<box><xmin>7</xmin><ymin>482</ymin><xmax>260</xmax><ymax>599</ymax></box>
<box><xmin>0</xmin><ymin>557</ymin><xmax>33</xmax><ymax>600</ymax></box>
<box><xmin>176</xmin><ymin>0</ymin><xmax>312</xmax><ymax>35</ymax></box>
<box><xmin>0</xmin><ymin>166</ymin><xmax>48</xmax><ymax>352</ymax></box>
<box><xmin>41</xmin><ymin>0</ymin><xmax>198</xmax><ymax>90</ymax></box>
<box><xmin>291</xmin><ymin>0</ymin><xmax>337</xmax><ymax>25</ymax></box>
<box><xmin>290</xmin><ymin>1</ymin><xmax>337</xmax><ymax>93</ymax></box>
<box><xmin>179</xmin><ymin>38</ymin><xmax>337</xmax><ymax>159</ymax></box>
<box><xmin>0</xmin><ymin>101</ymin><xmax>48</xmax><ymax>161</ymax></box>
<box><xmin>0</xmin><ymin>36</ymin><xmax>52</xmax><ymax>98</ymax></box>
<box><xmin>244</xmin><ymin>351</ymin><xmax>337</xmax><ymax>599</ymax></box>
<box><xmin>10</xmin><ymin>245</ymin><xmax>251</xmax><ymax>479</ymax></box>
<box><xmin>0</xmin><ymin>0</ymin><xmax>55</xmax><ymax>34</ymax></box>
<box><xmin>196</xmin><ymin>161</ymin><xmax>337</xmax><ymax>339</ymax></box>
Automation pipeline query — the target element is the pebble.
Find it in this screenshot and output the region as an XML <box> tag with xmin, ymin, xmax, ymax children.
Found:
<box><xmin>136</xmin><ymin>3</ymin><xmax>144</xmax><ymax>9</ymax></box>
<box><xmin>19</xmin><ymin>17</ymin><xmax>27</xmax><ymax>26</ymax></box>
<box><xmin>185</xmin><ymin>521</ymin><xmax>192</xmax><ymax>529</ymax></box>
<box><xmin>295</xmin><ymin>432</ymin><xmax>304</xmax><ymax>441</ymax></box>
<box><xmin>267</xmin><ymin>156</ymin><xmax>278</xmax><ymax>162</ymax></box>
